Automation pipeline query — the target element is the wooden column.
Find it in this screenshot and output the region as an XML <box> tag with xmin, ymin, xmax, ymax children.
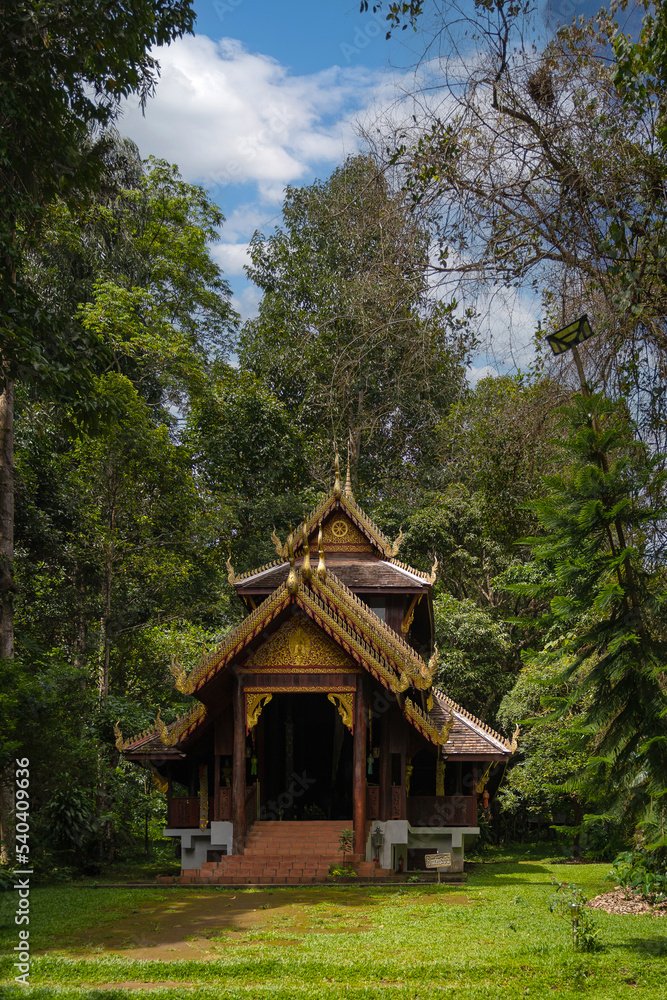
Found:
<box><xmin>353</xmin><ymin>676</ymin><xmax>368</xmax><ymax>856</ymax></box>
<box><xmin>213</xmin><ymin>754</ymin><xmax>221</xmax><ymax>823</ymax></box>
<box><xmin>379</xmin><ymin>707</ymin><xmax>391</xmax><ymax>821</ymax></box>
<box><xmin>232</xmin><ymin>676</ymin><xmax>245</xmax><ymax>851</ymax></box>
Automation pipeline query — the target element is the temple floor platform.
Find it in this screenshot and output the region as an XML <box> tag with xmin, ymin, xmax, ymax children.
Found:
<box><xmin>157</xmin><ymin>820</ymin><xmax>396</xmax><ymax>885</ymax></box>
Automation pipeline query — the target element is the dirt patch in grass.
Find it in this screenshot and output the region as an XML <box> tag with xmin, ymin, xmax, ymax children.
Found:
<box><xmin>41</xmin><ymin>887</ymin><xmax>470</xmax><ymax>962</ymax></box>
<box><xmin>90</xmin><ymin>983</ymin><xmax>196</xmax><ymax>991</ymax></box>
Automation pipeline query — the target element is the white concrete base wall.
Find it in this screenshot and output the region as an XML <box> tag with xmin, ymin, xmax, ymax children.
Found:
<box><xmin>163</xmin><ymin>822</ymin><xmax>234</xmax><ymax>871</ymax></box>
<box><xmin>366</xmin><ymin>821</ymin><xmax>480</xmax><ymax>873</ymax></box>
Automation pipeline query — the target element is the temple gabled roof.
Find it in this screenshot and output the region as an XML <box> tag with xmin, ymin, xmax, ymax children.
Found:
<box><xmin>232</xmin><ymin>554</ymin><xmax>432</xmax><ymax>594</ymax></box>
<box><xmin>122</xmin><ymin>563</ymin><xmax>514</xmax><ymax>760</ymax></box>
<box><xmin>229</xmin><ymin>467</ymin><xmax>434</xmax><ymax>594</ymax></box>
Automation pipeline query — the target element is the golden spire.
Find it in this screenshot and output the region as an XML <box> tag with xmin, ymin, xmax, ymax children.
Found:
<box><xmin>301</xmin><ymin>517</ymin><xmax>312</xmax><ymax>583</ymax></box>
<box><xmin>317</xmin><ymin>522</ymin><xmax>327</xmax><ymax>581</ymax></box>
<box><xmin>344</xmin><ymin>440</ymin><xmax>353</xmax><ymax>499</ymax></box>
<box><xmin>333</xmin><ymin>448</ymin><xmax>342</xmax><ymax>499</ymax></box>
<box><xmin>287</xmin><ymin>534</ymin><xmax>298</xmax><ymax>594</ymax></box>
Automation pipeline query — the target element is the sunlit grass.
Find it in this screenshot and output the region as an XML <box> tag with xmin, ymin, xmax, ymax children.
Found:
<box><xmin>1</xmin><ymin>861</ymin><xmax>665</xmax><ymax>998</ymax></box>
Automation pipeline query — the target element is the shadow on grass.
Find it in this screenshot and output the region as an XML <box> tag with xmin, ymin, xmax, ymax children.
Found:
<box><xmin>610</xmin><ymin>937</ymin><xmax>667</xmax><ymax>957</ymax></box>
<box><xmin>467</xmin><ymin>861</ymin><xmax>555</xmax><ymax>885</ymax></box>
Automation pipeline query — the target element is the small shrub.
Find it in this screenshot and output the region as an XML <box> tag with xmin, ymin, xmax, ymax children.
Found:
<box><xmin>548</xmin><ymin>879</ymin><xmax>603</xmax><ymax>952</ymax></box>
<box><xmin>328</xmin><ymin>864</ymin><xmax>357</xmax><ymax>879</ymax></box>
<box><xmin>337</xmin><ymin>828</ymin><xmax>354</xmax><ymax>864</ymax></box>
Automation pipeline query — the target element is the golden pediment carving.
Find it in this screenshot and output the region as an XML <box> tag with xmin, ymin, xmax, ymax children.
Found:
<box><xmin>320</xmin><ymin>514</ymin><xmax>370</xmax><ymax>549</ymax></box>
<box><xmin>248</xmin><ymin>616</ymin><xmax>356</xmax><ymax>670</ymax></box>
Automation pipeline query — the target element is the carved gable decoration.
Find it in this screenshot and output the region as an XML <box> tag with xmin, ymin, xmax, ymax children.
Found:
<box><xmin>314</xmin><ymin>513</ymin><xmax>373</xmax><ymax>553</ymax></box>
<box><xmin>246</xmin><ymin>616</ymin><xmax>357</xmax><ymax>672</ymax></box>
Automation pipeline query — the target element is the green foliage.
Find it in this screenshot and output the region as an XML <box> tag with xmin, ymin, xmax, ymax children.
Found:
<box><xmin>44</xmin><ymin>786</ymin><xmax>100</xmax><ymax>853</ymax></box>
<box><xmin>327</xmin><ymin>864</ymin><xmax>358</xmax><ymax>878</ymax></box>
<box><xmin>185</xmin><ymin>365</ymin><xmax>311</xmax><ymax>570</ymax></box>
<box><xmin>1</xmin><ymin>1</ymin><xmax>196</xmax><ymax>379</ymax></box>
<box><xmin>0</xmin><ymin>866</ymin><xmax>16</xmax><ymax>892</ymax></box>
<box><xmin>240</xmin><ymin>153</ymin><xmax>471</xmax><ymax>493</ymax></box>
<box><xmin>434</xmin><ymin>592</ymin><xmax>513</xmax><ymax>718</ymax></box>
<box><xmin>607</xmin><ymin>849</ymin><xmax>667</xmax><ymax>903</ymax></box>
<box><xmin>505</xmin><ymin>392</ymin><xmax>667</xmax><ymax>836</ymax></box>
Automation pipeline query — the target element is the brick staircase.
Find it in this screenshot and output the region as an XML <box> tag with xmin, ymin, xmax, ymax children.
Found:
<box><xmin>159</xmin><ymin>821</ymin><xmax>392</xmax><ymax>885</ymax></box>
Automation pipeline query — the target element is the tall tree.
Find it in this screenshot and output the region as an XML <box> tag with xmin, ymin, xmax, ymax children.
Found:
<box><xmin>240</xmin><ymin>154</ymin><xmax>472</xmax><ymax>494</ymax></box>
<box><xmin>363</xmin><ymin>2</ymin><xmax>667</xmax><ymax>441</ymax></box>
<box><xmin>508</xmin><ymin>393</ymin><xmax>667</xmax><ymax>839</ymax></box>
<box><xmin>1</xmin><ymin>0</ymin><xmax>195</xmax><ymax>664</ymax></box>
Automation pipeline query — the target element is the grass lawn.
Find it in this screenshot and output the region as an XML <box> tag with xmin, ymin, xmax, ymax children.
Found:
<box><xmin>1</xmin><ymin>860</ymin><xmax>665</xmax><ymax>999</ymax></box>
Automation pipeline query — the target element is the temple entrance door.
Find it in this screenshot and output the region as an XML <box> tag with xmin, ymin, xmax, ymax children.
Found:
<box><xmin>260</xmin><ymin>694</ymin><xmax>353</xmax><ymax>820</ymax></box>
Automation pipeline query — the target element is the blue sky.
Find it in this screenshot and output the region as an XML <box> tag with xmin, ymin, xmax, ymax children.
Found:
<box><xmin>119</xmin><ymin>0</ymin><xmax>633</xmax><ymax>379</ymax></box>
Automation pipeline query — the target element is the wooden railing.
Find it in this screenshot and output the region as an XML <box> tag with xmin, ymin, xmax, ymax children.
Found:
<box><xmin>168</xmin><ymin>797</ymin><xmax>199</xmax><ymax>828</ymax></box>
<box><xmin>215</xmin><ymin>786</ymin><xmax>231</xmax><ymax>821</ymax></box>
<box><xmin>366</xmin><ymin>785</ymin><xmax>379</xmax><ymax>819</ymax></box>
<box><xmin>407</xmin><ymin>795</ymin><xmax>477</xmax><ymax>827</ymax></box>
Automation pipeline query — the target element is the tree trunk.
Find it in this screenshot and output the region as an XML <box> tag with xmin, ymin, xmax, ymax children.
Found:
<box><xmin>0</xmin><ymin>373</ymin><xmax>14</xmax><ymax>660</ymax></box>
<box><xmin>0</xmin><ymin>368</ymin><xmax>14</xmax><ymax>863</ymax></box>
<box><xmin>98</xmin><ymin>539</ymin><xmax>113</xmax><ymax>699</ymax></box>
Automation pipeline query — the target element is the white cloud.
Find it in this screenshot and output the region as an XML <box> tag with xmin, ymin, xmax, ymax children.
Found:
<box><xmin>466</xmin><ymin>364</ymin><xmax>497</xmax><ymax>386</ymax></box>
<box><xmin>231</xmin><ymin>285</ymin><xmax>263</xmax><ymax>321</ymax></box>
<box><xmin>120</xmin><ymin>34</ymin><xmax>382</xmax><ymax>195</ymax></box>
<box><xmin>212</xmin><ymin>241</ymin><xmax>251</xmax><ymax>276</ymax></box>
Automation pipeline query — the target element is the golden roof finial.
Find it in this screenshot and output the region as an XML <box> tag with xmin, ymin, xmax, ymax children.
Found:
<box><xmin>287</xmin><ymin>533</ymin><xmax>298</xmax><ymax>595</ymax></box>
<box><xmin>301</xmin><ymin>515</ymin><xmax>312</xmax><ymax>583</ymax></box>
<box><xmin>333</xmin><ymin>448</ymin><xmax>342</xmax><ymax>499</ymax></box>
<box><xmin>317</xmin><ymin>522</ymin><xmax>327</xmax><ymax>581</ymax></box>
<box><xmin>344</xmin><ymin>438</ymin><xmax>353</xmax><ymax>499</ymax></box>
<box><xmin>226</xmin><ymin>553</ymin><xmax>236</xmax><ymax>586</ymax></box>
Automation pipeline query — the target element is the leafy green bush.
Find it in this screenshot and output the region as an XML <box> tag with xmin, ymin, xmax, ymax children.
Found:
<box><xmin>606</xmin><ymin>849</ymin><xmax>667</xmax><ymax>903</ymax></box>
<box><xmin>327</xmin><ymin>864</ymin><xmax>357</xmax><ymax>879</ymax></box>
<box><xmin>0</xmin><ymin>867</ymin><xmax>16</xmax><ymax>892</ymax></box>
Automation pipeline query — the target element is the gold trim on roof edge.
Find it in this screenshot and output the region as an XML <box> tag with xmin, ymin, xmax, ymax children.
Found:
<box><xmin>432</xmin><ymin>687</ymin><xmax>514</xmax><ymax>752</ymax></box>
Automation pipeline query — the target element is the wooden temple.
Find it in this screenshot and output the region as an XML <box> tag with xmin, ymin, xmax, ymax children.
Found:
<box><xmin>122</xmin><ymin>461</ymin><xmax>514</xmax><ymax>883</ymax></box>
